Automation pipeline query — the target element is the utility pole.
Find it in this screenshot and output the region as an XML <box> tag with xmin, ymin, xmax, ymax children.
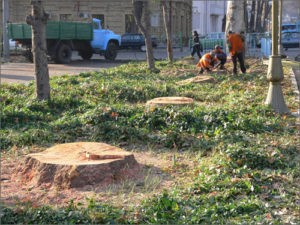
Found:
<box><xmin>265</xmin><ymin>0</ymin><xmax>289</xmax><ymax>114</ymax></box>
<box><xmin>2</xmin><ymin>0</ymin><xmax>10</xmax><ymax>62</ymax></box>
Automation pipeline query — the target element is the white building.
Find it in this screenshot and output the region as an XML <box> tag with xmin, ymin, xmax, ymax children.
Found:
<box><xmin>192</xmin><ymin>0</ymin><xmax>227</xmax><ymax>36</ymax></box>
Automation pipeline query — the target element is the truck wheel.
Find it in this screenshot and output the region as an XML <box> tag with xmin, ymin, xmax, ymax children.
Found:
<box><xmin>55</xmin><ymin>43</ymin><xmax>72</xmax><ymax>64</ymax></box>
<box><xmin>79</xmin><ymin>50</ymin><xmax>93</xmax><ymax>60</ymax></box>
<box><xmin>104</xmin><ymin>42</ymin><xmax>117</xmax><ymax>61</ymax></box>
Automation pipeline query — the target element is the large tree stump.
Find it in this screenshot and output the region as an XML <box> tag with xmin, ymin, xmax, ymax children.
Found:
<box><xmin>176</xmin><ymin>75</ymin><xmax>216</xmax><ymax>86</ymax></box>
<box><xmin>15</xmin><ymin>142</ymin><xmax>139</xmax><ymax>189</ymax></box>
<box><xmin>146</xmin><ymin>96</ymin><xmax>194</xmax><ymax>111</ymax></box>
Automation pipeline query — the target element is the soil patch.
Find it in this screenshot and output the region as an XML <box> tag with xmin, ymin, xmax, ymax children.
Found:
<box><xmin>1</xmin><ymin>147</ymin><xmax>193</xmax><ymax>208</ymax></box>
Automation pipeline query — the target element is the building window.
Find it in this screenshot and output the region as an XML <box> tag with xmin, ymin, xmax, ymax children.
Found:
<box><xmin>60</xmin><ymin>14</ymin><xmax>72</xmax><ymax>21</ymax></box>
<box><xmin>151</xmin><ymin>13</ymin><xmax>159</xmax><ymax>27</ymax></box>
<box><xmin>192</xmin><ymin>11</ymin><xmax>201</xmax><ymax>31</ymax></box>
<box><xmin>92</xmin><ymin>14</ymin><xmax>105</xmax><ymax>29</ymax></box>
<box><xmin>125</xmin><ymin>14</ymin><xmax>138</xmax><ymax>33</ymax></box>
<box><xmin>210</xmin><ymin>15</ymin><xmax>218</xmax><ymax>32</ymax></box>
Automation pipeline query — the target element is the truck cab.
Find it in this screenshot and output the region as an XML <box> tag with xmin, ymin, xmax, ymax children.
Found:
<box><xmin>90</xmin><ymin>18</ymin><xmax>121</xmax><ymax>60</ymax></box>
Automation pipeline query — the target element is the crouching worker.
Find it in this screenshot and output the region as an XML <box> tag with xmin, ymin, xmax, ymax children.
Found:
<box><xmin>213</xmin><ymin>45</ymin><xmax>227</xmax><ymax>70</ymax></box>
<box><xmin>196</xmin><ymin>52</ymin><xmax>219</xmax><ymax>74</ymax></box>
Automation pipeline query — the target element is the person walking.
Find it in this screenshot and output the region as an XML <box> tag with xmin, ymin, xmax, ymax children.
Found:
<box><xmin>191</xmin><ymin>31</ymin><xmax>203</xmax><ymax>59</ymax></box>
<box><xmin>196</xmin><ymin>51</ymin><xmax>219</xmax><ymax>74</ymax></box>
<box><xmin>227</xmin><ymin>31</ymin><xmax>246</xmax><ymax>75</ymax></box>
<box><xmin>213</xmin><ymin>45</ymin><xmax>227</xmax><ymax>70</ymax></box>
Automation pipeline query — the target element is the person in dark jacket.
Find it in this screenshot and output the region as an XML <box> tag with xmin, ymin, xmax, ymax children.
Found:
<box><xmin>191</xmin><ymin>31</ymin><xmax>203</xmax><ymax>59</ymax></box>
<box><xmin>213</xmin><ymin>45</ymin><xmax>227</xmax><ymax>70</ymax></box>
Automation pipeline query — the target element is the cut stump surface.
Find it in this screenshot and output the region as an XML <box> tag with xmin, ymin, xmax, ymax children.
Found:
<box><xmin>146</xmin><ymin>97</ymin><xmax>194</xmax><ymax>111</ymax></box>
<box><xmin>15</xmin><ymin>142</ymin><xmax>139</xmax><ymax>189</ymax></box>
<box><xmin>176</xmin><ymin>75</ymin><xmax>216</xmax><ymax>86</ymax></box>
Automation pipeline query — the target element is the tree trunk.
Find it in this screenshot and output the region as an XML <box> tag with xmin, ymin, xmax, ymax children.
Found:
<box><xmin>16</xmin><ymin>142</ymin><xmax>139</xmax><ymax>189</ymax></box>
<box><xmin>161</xmin><ymin>0</ymin><xmax>173</xmax><ymax>62</ymax></box>
<box><xmin>132</xmin><ymin>0</ymin><xmax>156</xmax><ymax>72</ymax></box>
<box><xmin>262</xmin><ymin>0</ymin><xmax>272</xmax><ymax>32</ymax></box>
<box><xmin>225</xmin><ymin>0</ymin><xmax>245</xmax><ymax>34</ymax></box>
<box><xmin>255</xmin><ymin>0</ymin><xmax>263</xmax><ymax>32</ymax></box>
<box><xmin>244</xmin><ymin>0</ymin><xmax>248</xmax><ymax>33</ymax></box>
<box><xmin>26</xmin><ymin>0</ymin><xmax>50</xmax><ymax>100</ymax></box>
<box><xmin>222</xmin><ymin>15</ymin><xmax>226</xmax><ymax>32</ymax></box>
<box><xmin>249</xmin><ymin>0</ymin><xmax>256</xmax><ymax>32</ymax></box>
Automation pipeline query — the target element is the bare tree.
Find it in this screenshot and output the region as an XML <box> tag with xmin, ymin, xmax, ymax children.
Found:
<box><xmin>255</xmin><ymin>0</ymin><xmax>264</xmax><ymax>32</ymax></box>
<box><xmin>132</xmin><ymin>0</ymin><xmax>157</xmax><ymax>72</ymax></box>
<box><xmin>244</xmin><ymin>1</ymin><xmax>248</xmax><ymax>33</ymax></box>
<box><xmin>161</xmin><ymin>0</ymin><xmax>173</xmax><ymax>62</ymax></box>
<box><xmin>26</xmin><ymin>0</ymin><xmax>50</xmax><ymax>100</ymax></box>
<box><xmin>225</xmin><ymin>0</ymin><xmax>246</xmax><ymax>34</ymax></box>
<box><xmin>249</xmin><ymin>0</ymin><xmax>256</xmax><ymax>32</ymax></box>
<box><xmin>262</xmin><ymin>0</ymin><xmax>272</xmax><ymax>32</ymax></box>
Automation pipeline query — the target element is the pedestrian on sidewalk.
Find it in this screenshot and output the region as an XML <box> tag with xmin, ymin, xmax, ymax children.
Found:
<box><xmin>227</xmin><ymin>31</ymin><xmax>246</xmax><ymax>75</ymax></box>
<box><xmin>213</xmin><ymin>45</ymin><xmax>227</xmax><ymax>70</ymax></box>
<box><xmin>196</xmin><ymin>51</ymin><xmax>219</xmax><ymax>74</ymax></box>
<box><xmin>191</xmin><ymin>31</ymin><xmax>203</xmax><ymax>59</ymax></box>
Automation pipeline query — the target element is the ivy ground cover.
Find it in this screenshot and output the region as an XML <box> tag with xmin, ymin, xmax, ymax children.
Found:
<box><xmin>0</xmin><ymin>58</ymin><xmax>299</xmax><ymax>224</ymax></box>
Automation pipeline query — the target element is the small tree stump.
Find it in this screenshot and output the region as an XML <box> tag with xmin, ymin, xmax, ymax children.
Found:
<box><xmin>15</xmin><ymin>142</ymin><xmax>139</xmax><ymax>189</ymax></box>
<box><xmin>176</xmin><ymin>75</ymin><xmax>216</xmax><ymax>86</ymax></box>
<box><xmin>146</xmin><ymin>96</ymin><xmax>194</xmax><ymax>111</ymax></box>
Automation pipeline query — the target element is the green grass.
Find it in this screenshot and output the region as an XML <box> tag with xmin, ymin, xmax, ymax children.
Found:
<box><xmin>1</xmin><ymin>59</ymin><xmax>299</xmax><ymax>224</ymax></box>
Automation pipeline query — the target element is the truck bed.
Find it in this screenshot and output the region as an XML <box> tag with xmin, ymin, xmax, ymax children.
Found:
<box><xmin>8</xmin><ymin>20</ymin><xmax>93</xmax><ymax>40</ymax></box>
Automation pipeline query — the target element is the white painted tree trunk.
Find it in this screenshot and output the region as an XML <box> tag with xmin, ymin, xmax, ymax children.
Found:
<box><xmin>225</xmin><ymin>0</ymin><xmax>246</xmax><ymax>54</ymax></box>
<box><xmin>225</xmin><ymin>1</ymin><xmax>246</xmax><ymax>35</ymax></box>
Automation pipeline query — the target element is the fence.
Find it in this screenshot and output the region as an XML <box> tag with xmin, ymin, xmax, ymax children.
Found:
<box><xmin>260</xmin><ymin>38</ymin><xmax>271</xmax><ymax>58</ymax></box>
<box><xmin>150</xmin><ymin>32</ymin><xmax>273</xmax><ymax>55</ymax></box>
<box><xmin>186</xmin><ymin>32</ymin><xmax>272</xmax><ymax>58</ymax></box>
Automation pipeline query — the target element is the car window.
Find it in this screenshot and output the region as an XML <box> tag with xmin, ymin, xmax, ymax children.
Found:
<box><xmin>134</xmin><ymin>35</ymin><xmax>142</xmax><ymax>40</ymax></box>
<box><xmin>93</xmin><ymin>22</ymin><xmax>99</xmax><ymax>29</ymax></box>
<box><xmin>291</xmin><ymin>33</ymin><xmax>300</xmax><ymax>39</ymax></box>
<box><xmin>122</xmin><ymin>35</ymin><xmax>130</xmax><ymax>40</ymax></box>
<box><xmin>282</xmin><ymin>32</ymin><xmax>300</xmax><ymax>39</ymax></box>
<box><xmin>282</xmin><ymin>33</ymin><xmax>291</xmax><ymax>39</ymax></box>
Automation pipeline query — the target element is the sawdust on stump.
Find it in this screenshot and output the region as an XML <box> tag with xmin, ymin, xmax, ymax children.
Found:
<box><xmin>14</xmin><ymin>142</ymin><xmax>139</xmax><ymax>189</ymax></box>
<box><xmin>146</xmin><ymin>96</ymin><xmax>194</xmax><ymax>111</ymax></box>
<box><xmin>176</xmin><ymin>75</ymin><xmax>216</xmax><ymax>86</ymax></box>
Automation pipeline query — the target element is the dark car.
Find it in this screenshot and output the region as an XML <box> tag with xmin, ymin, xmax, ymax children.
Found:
<box><xmin>120</xmin><ymin>33</ymin><xmax>157</xmax><ymax>51</ymax></box>
<box><xmin>282</xmin><ymin>32</ymin><xmax>300</xmax><ymax>49</ymax></box>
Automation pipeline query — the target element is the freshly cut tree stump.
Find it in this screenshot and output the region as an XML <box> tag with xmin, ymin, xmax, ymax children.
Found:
<box><xmin>176</xmin><ymin>75</ymin><xmax>216</xmax><ymax>86</ymax></box>
<box><xmin>16</xmin><ymin>142</ymin><xmax>139</xmax><ymax>189</ymax></box>
<box><xmin>146</xmin><ymin>96</ymin><xmax>194</xmax><ymax>111</ymax></box>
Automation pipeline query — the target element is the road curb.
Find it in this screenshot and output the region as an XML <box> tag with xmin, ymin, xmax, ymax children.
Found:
<box><xmin>290</xmin><ymin>67</ymin><xmax>300</xmax><ymax>119</ymax></box>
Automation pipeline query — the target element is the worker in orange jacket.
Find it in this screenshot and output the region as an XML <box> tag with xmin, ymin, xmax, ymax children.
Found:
<box><xmin>227</xmin><ymin>31</ymin><xmax>246</xmax><ymax>75</ymax></box>
<box><xmin>196</xmin><ymin>51</ymin><xmax>219</xmax><ymax>74</ymax></box>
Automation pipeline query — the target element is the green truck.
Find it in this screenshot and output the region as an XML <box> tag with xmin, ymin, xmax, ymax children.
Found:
<box><xmin>8</xmin><ymin>18</ymin><xmax>121</xmax><ymax>64</ymax></box>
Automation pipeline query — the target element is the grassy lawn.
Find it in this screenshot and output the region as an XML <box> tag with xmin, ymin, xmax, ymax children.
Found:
<box><xmin>0</xmin><ymin>58</ymin><xmax>299</xmax><ymax>224</ymax></box>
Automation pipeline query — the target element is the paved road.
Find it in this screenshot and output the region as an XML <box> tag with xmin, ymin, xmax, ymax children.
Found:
<box><xmin>1</xmin><ymin>47</ymin><xmax>299</xmax><ymax>84</ymax></box>
<box><xmin>0</xmin><ymin>48</ymin><xmax>191</xmax><ymax>84</ymax></box>
<box><xmin>293</xmin><ymin>68</ymin><xmax>300</xmax><ymax>90</ymax></box>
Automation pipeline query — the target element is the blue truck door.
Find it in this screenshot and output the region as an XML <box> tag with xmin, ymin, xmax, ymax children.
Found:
<box><xmin>91</xmin><ymin>19</ymin><xmax>106</xmax><ymax>50</ymax></box>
